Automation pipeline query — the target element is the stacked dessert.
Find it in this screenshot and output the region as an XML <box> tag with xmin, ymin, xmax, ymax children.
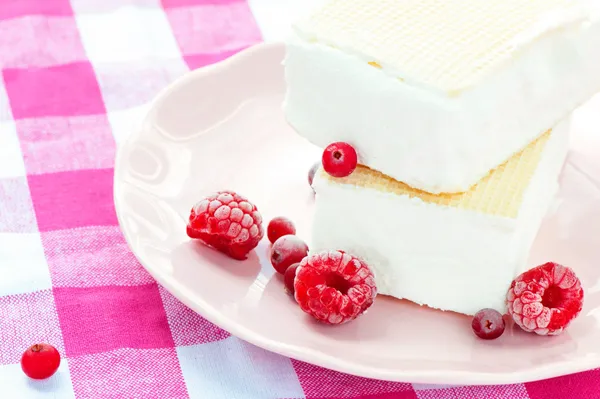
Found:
<box><xmin>187</xmin><ymin>0</ymin><xmax>596</xmax><ymax>338</ymax></box>
<box><xmin>283</xmin><ymin>0</ymin><xmax>600</xmax><ymax>316</ymax></box>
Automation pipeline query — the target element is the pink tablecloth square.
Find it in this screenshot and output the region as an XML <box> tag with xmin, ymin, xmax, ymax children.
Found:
<box><xmin>291</xmin><ymin>359</ymin><xmax>417</xmax><ymax>398</ymax></box>
<box><xmin>0</xmin><ymin>0</ymin><xmax>599</xmax><ymax>397</ymax></box>
<box><xmin>68</xmin><ymin>348</ymin><xmax>188</xmax><ymax>399</ymax></box>
<box><xmin>0</xmin><ymin>290</ymin><xmax>65</xmax><ymax>365</ymax></box>
<box><xmin>0</xmin><ymin>16</ymin><xmax>87</xmax><ymax>69</ymax></box>
<box><xmin>15</xmin><ymin>115</ymin><xmax>116</xmax><ymax>175</ymax></box>
<box><xmin>0</xmin><ymin>0</ymin><xmax>73</xmax><ymax>20</ymax></box>
<box><xmin>414</xmin><ymin>384</ymin><xmax>530</xmax><ymax>399</ymax></box>
<box><xmin>27</xmin><ymin>169</ymin><xmax>118</xmax><ymax>231</ymax></box>
<box><xmin>164</xmin><ymin>2</ymin><xmax>262</xmax><ymax>55</ymax></box>
<box><xmin>54</xmin><ymin>284</ymin><xmax>174</xmax><ymax>357</ymax></box>
<box><xmin>158</xmin><ymin>285</ymin><xmax>231</xmax><ymax>346</ymax></box>
<box><xmin>3</xmin><ymin>62</ymin><xmax>106</xmax><ymax>119</ymax></box>
<box><xmin>43</xmin><ymin>226</ymin><xmax>154</xmax><ymax>288</ymax></box>
<box><xmin>526</xmin><ymin>369</ymin><xmax>600</xmax><ymax>399</ymax></box>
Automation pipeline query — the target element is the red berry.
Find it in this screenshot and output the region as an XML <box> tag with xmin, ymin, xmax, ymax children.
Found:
<box><xmin>322</xmin><ymin>142</ymin><xmax>358</xmax><ymax>178</ymax></box>
<box><xmin>187</xmin><ymin>191</ymin><xmax>264</xmax><ymax>260</ymax></box>
<box><xmin>472</xmin><ymin>308</ymin><xmax>505</xmax><ymax>340</ymax></box>
<box><xmin>267</xmin><ymin>217</ymin><xmax>296</xmax><ymax>244</ymax></box>
<box><xmin>270</xmin><ymin>235</ymin><xmax>308</xmax><ymax>274</ymax></box>
<box><xmin>21</xmin><ymin>343</ymin><xmax>60</xmax><ymax>380</ymax></box>
<box><xmin>284</xmin><ymin>263</ymin><xmax>300</xmax><ymax>294</ymax></box>
<box><xmin>506</xmin><ymin>262</ymin><xmax>584</xmax><ymax>336</ymax></box>
<box><xmin>308</xmin><ymin>162</ymin><xmax>320</xmax><ymax>187</ymax></box>
<box><xmin>294</xmin><ymin>250</ymin><xmax>377</xmax><ymax>324</ymax></box>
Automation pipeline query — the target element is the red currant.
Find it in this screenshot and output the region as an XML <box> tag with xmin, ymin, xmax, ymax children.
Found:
<box><xmin>284</xmin><ymin>263</ymin><xmax>300</xmax><ymax>294</ymax></box>
<box><xmin>267</xmin><ymin>217</ymin><xmax>296</xmax><ymax>244</ymax></box>
<box><xmin>472</xmin><ymin>309</ymin><xmax>506</xmax><ymax>340</ymax></box>
<box><xmin>322</xmin><ymin>142</ymin><xmax>358</xmax><ymax>178</ymax></box>
<box><xmin>270</xmin><ymin>235</ymin><xmax>308</xmax><ymax>274</ymax></box>
<box><xmin>21</xmin><ymin>343</ymin><xmax>61</xmax><ymax>379</ymax></box>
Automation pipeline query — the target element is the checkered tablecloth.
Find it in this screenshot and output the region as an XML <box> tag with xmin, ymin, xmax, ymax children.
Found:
<box><xmin>1</xmin><ymin>0</ymin><xmax>599</xmax><ymax>398</ymax></box>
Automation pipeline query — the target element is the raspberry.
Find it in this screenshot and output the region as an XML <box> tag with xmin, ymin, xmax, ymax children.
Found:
<box><xmin>322</xmin><ymin>142</ymin><xmax>358</xmax><ymax>178</ymax></box>
<box><xmin>21</xmin><ymin>343</ymin><xmax>61</xmax><ymax>380</ymax></box>
<box><xmin>294</xmin><ymin>250</ymin><xmax>377</xmax><ymax>324</ymax></box>
<box><xmin>284</xmin><ymin>263</ymin><xmax>300</xmax><ymax>295</ymax></box>
<box><xmin>506</xmin><ymin>262</ymin><xmax>584</xmax><ymax>336</ymax></box>
<box><xmin>267</xmin><ymin>217</ymin><xmax>296</xmax><ymax>244</ymax></box>
<box><xmin>308</xmin><ymin>162</ymin><xmax>320</xmax><ymax>187</ymax></box>
<box><xmin>472</xmin><ymin>308</ymin><xmax>505</xmax><ymax>340</ymax></box>
<box><xmin>187</xmin><ymin>191</ymin><xmax>264</xmax><ymax>260</ymax></box>
<box><xmin>270</xmin><ymin>235</ymin><xmax>308</xmax><ymax>274</ymax></box>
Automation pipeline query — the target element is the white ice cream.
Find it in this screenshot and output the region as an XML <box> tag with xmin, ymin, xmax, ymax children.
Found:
<box><xmin>284</xmin><ymin>1</ymin><xmax>600</xmax><ymax>194</ymax></box>
<box><xmin>310</xmin><ymin>120</ymin><xmax>570</xmax><ymax>316</ymax></box>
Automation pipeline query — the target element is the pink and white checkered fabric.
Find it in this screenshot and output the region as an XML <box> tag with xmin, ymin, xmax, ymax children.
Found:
<box><xmin>1</xmin><ymin>0</ymin><xmax>599</xmax><ymax>397</ymax></box>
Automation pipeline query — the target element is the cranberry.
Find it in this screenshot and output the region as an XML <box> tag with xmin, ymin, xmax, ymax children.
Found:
<box><xmin>21</xmin><ymin>343</ymin><xmax>61</xmax><ymax>379</ymax></box>
<box><xmin>322</xmin><ymin>142</ymin><xmax>358</xmax><ymax>178</ymax></box>
<box><xmin>284</xmin><ymin>263</ymin><xmax>300</xmax><ymax>294</ymax></box>
<box><xmin>472</xmin><ymin>308</ymin><xmax>506</xmax><ymax>340</ymax></box>
<box><xmin>270</xmin><ymin>235</ymin><xmax>308</xmax><ymax>274</ymax></box>
<box><xmin>267</xmin><ymin>217</ymin><xmax>296</xmax><ymax>244</ymax></box>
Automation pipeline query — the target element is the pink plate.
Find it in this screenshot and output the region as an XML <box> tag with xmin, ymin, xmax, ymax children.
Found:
<box><xmin>114</xmin><ymin>42</ymin><xmax>600</xmax><ymax>385</ymax></box>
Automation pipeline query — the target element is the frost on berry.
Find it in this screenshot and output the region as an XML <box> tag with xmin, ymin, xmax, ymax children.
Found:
<box><xmin>293</xmin><ymin>250</ymin><xmax>377</xmax><ymax>325</ymax></box>
<box><xmin>270</xmin><ymin>235</ymin><xmax>308</xmax><ymax>274</ymax></box>
<box><xmin>230</xmin><ymin>208</ymin><xmax>243</xmax><ymax>222</ymax></box>
<box><xmin>215</xmin><ymin>205</ymin><xmax>231</xmax><ymax>220</ymax></box>
<box><xmin>187</xmin><ymin>191</ymin><xmax>264</xmax><ymax>260</ymax></box>
<box><xmin>472</xmin><ymin>308</ymin><xmax>506</xmax><ymax>340</ymax></box>
<box><xmin>506</xmin><ymin>262</ymin><xmax>584</xmax><ymax>336</ymax></box>
<box><xmin>217</xmin><ymin>193</ymin><xmax>233</xmax><ymax>204</ymax></box>
<box><xmin>267</xmin><ymin>217</ymin><xmax>296</xmax><ymax>244</ymax></box>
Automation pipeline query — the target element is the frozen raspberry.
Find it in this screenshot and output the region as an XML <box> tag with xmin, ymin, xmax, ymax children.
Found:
<box><xmin>506</xmin><ymin>262</ymin><xmax>584</xmax><ymax>336</ymax></box>
<box><xmin>284</xmin><ymin>263</ymin><xmax>300</xmax><ymax>295</ymax></box>
<box><xmin>472</xmin><ymin>308</ymin><xmax>505</xmax><ymax>340</ymax></box>
<box><xmin>21</xmin><ymin>343</ymin><xmax>61</xmax><ymax>380</ymax></box>
<box><xmin>267</xmin><ymin>217</ymin><xmax>296</xmax><ymax>244</ymax></box>
<box><xmin>322</xmin><ymin>142</ymin><xmax>358</xmax><ymax>178</ymax></box>
<box><xmin>187</xmin><ymin>191</ymin><xmax>264</xmax><ymax>260</ymax></box>
<box><xmin>294</xmin><ymin>250</ymin><xmax>377</xmax><ymax>324</ymax></box>
<box><xmin>270</xmin><ymin>235</ymin><xmax>308</xmax><ymax>274</ymax></box>
<box><xmin>308</xmin><ymin>162</ymin><xmax>320</xmax><ymax>187</ymax></box>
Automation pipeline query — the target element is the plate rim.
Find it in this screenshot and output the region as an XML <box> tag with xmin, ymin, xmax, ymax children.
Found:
<box><xmin>113</xmin><ymin>42</ymin><xmax>600</xmax><ymax>386</ymax></box>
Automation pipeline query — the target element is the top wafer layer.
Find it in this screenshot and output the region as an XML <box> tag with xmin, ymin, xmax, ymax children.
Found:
<box><xmin>294</xmin><ymin>0</ymin><xmax>594</xmax><ymax>93</ymax></box>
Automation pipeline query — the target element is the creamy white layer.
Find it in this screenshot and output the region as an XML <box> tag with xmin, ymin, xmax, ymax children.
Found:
<box><xmin>309</xmin><ymin>120</ymin><xmax>570</xmax><ymax>315</ymax></box>
<box><xmin>284</xmin><ymin>18</ymin><xmax>600</xmax><ymax>194</ymax></box>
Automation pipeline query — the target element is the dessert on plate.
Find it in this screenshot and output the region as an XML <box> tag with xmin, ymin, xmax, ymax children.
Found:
<box><xmin>283</xmin><ymin>0</ymin><xmax>595</xmax><ymax>329</ymax></box>
<box><xmin>188</xmin><ymin>0</ymin><xmax>595</xmax><ymax>338</ymax></box>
